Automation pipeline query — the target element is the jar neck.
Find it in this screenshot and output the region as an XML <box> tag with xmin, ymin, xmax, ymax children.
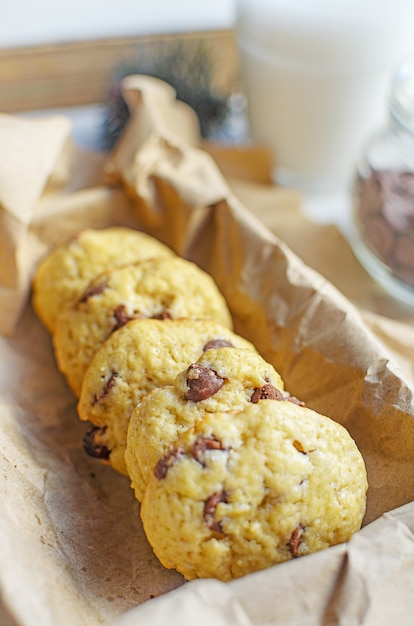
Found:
<box><xmin>388</xmin><ymin>97</ymin><xmax>414</xmax><ymax>169</ymax></box>
<box><xmin>389</xmin><ymin>99</ymin><xmax>414</xmax><ymax>136</ymax></box>
<box><xmin>388</xmin><ymin>52</ymin><xmax>414</xmax><ymax>141</ymax></box>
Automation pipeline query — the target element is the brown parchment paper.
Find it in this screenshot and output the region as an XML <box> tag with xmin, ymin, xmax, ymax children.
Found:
<box><xmin>0</xmin><ymin>113</ymin><xmax>72</xmax><ymax>336</ymax></box>
<box><xmin>1</xmin><ymin>74</ymin><xmax>414</xmax><ymax>626</ymax></box>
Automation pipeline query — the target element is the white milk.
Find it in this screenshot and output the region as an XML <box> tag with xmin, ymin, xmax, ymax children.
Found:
<box><xmin>236</xmin><ymin>0</ymin><xmax>414</xmax><ymax>192</ymax></box>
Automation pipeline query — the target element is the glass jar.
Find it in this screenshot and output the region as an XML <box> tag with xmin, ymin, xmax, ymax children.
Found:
<box><xmin>351</xmin><ymin>52</ymin><xmax>414</xmax><ymax>305</ymax></box>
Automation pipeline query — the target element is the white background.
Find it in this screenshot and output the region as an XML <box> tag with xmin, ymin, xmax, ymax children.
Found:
<box><xmin>0</xmin><ymin>1</ymin><xmax>236</xmax><ymax>49</ymax></box>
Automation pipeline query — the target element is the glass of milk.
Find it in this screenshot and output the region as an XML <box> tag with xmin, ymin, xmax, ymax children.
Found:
<box><xmin>235</xmin><ymin>0</ymin><xmax>414</xmax><ymax>193</ymax></box>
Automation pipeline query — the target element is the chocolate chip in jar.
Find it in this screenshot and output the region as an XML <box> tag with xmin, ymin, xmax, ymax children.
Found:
<box><xmin>354</xmin><ymin>169</ymin><xmax>414</xmax><ymax>290</ymax></box>
<box><xmin>350</xmin><ymin>53</ymin><xmax>414</xmax><ymax>305</ymax></box>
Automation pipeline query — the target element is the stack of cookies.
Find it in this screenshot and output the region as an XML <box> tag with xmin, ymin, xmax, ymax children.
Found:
<box><xmin>32</xmin><ymin>226</ymin><xmax>368</xmax><ymax>583</ymax></box>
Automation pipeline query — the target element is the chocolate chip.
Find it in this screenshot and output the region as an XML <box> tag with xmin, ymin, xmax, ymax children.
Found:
<box><xmin>192</xmin><ymin>435</ymin><xmax>226</xmax><ymax>466</ymax></box>
<box><xmin>251</xmin><ymin>383</ymin><xmax>284</xmax><ymax>403</ymax></box>
<box><xmin>363</xmin><ymin>214</ymin><xmax>395</xmax><ymax>264</ymax></box>
<box><xmin>78</xmin><ymin>282</ymin><xmax>107</xmax><ymax>303</ymax></box>
<box><xmin>113</xmin><ymin>304</ymin><xmax>132</xmax><ymax>330</ymax></box>
<box><xmin>286</xmin><ymin>395</ymin><xmax>306</xmax><ymax>407</ymax></box>
<box><xmin>203</xmin><ymin>339</ymin><xmax>234</xmax><ymax>352</ymax></box>
<box><xmin>288</xmin><ymin>524</ymin><xmax>304</xmax><ymax>558</ymax></box>
<box><xmin>356</xmin><ymin>169</ymin><xmax>414</xmax><ymax>287</ymax></box>
<box><xmin>93</xmin><ymin>371</ymin><xmax>118</xmax><ymax>404</ymax></box>
<box><xmin>112</xmin><ymin>306</ymin><xmax>172</xmax><ymax>331</ymax></box>
<box><xmin>204</xmin><ymin>490</ymin><xmax>227</xmax><ymax>533</ymax></box>
<box><xmin>154</xmin><ymin>447</ymin><xmax>183</xmax><ymax>479</ymax></box>
<box><xmin>83</xmin><ymin>426</ymin><xmax>111</xmax><ymax>460</ymax></box>
<box><xmin>152</xmin><ymin>311</ymin><xmax>172</xmax><ymax>320</ymax></box>
<box><xmin>184</xmin><ymin>364</ymin><xmax>225</xmax><ymax>402</ymax></box>
<box><xmin>293</xmin><ymin>440</ymin><xmax>306</xmax><ymax>454</ymax></box>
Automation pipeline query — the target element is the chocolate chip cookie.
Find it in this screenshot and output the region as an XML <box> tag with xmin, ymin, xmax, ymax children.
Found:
<box><xmin>53</xmin><ymin>256</ymin><xmax>233</xmax><ymax>396</ymax></box>
<box><xmin>140</xmin><ymin>401</ymin><xmax>368</xmax><ymax>581</ymax></box>
<box><xmin>126</xmin><ymin>347</ymin><xmax>286</xmax><ymax>501</ymax></box>
<box><xmin>32</xmin><ymin>227</ymin><xmax>174</xmax><ymax>333</ymax></box>
<box><xmin>78</xmin><ymin>318</ymin><xmax>257</xmax><ymax>475</ymax></box>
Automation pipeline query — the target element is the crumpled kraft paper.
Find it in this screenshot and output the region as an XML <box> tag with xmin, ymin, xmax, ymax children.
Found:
<box><xmin>0</xmin><ymin>113</ymin><xmax>72</xmax><ymax>335</ymax></box>
<box><xmin>112</xmin><ymin>501</ymin><xmax>414</xmax><ymax>626</ymax></box>
<box><xmin>0</xmin><ymin>74</ymin><xmax>414</xmax><ymax>626</ymax></box>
